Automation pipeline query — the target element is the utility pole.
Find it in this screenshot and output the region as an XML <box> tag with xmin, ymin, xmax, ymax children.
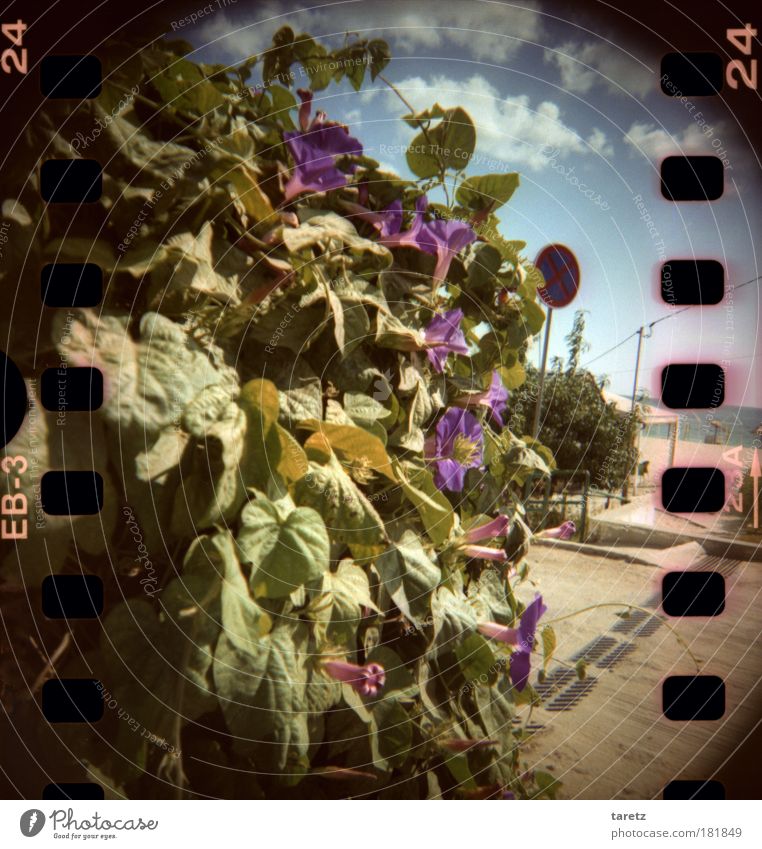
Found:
<box><xmin>532</xmin><ymin>306</ymin><xmax>553</xmax><ymax>439</ymax></box>
<box><xmin>630</xmin><ymin>326</ymin><xmax>645</xmax><ymax>496</ymax></box>
<box><xmin>630</xmin><ymin>326</ymin><xmax>644</xmax><ymax>413</ymax></box>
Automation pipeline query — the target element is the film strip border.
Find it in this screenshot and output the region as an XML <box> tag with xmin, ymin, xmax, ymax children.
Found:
<box><xmin>656</xmin><ymin>49</ymin><xmax>739</xmax><ymax>802</ymax></box>
<box><xmin>0</xmin><ymin>45</ymin><xmax>750</xmax><ymax>800</ymax></box>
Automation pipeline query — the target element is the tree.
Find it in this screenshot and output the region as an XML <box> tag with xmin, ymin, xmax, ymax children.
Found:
<box><xmin>512</xmin><ymin>312</ymin><xmax>639</xmax><ymax>492</ymax></box>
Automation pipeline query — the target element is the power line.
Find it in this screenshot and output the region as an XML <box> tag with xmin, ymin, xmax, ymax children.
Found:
<box><xmin>582</xmin><ymin>331</ymin><xmax>638</xmax><ymax>368</ymax></box>
<box><xmin>582</xmin><ymin>274</ymin><xmax>762</xmax><ymax>370</ymax></box>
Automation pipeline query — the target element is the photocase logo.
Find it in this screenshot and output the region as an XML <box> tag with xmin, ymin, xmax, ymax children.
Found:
<box><xmin>373</xmin><ymin>369</ymin><xmax>393</xmax><ymax>402</ymax></box>
<box><xmin>20</xmin><ymin>810</ymin><xmax>46</xmax><ymax>837</ymax></box>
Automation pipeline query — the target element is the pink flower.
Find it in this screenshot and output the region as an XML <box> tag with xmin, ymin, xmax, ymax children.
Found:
<box><xmin>454</xmin><ymin>370</ymin><xmax>510</xmax><ymax>427</ymax></box>
<box><xmin>465</xmin><ymin>514</ymin><xmax>511</xmax><ymax>544</ymax></box>
<box><xmin>477</xmin><ymin>622</ymin><xmax>520</xmax><ymax>645</ymax></box>
<box><xmin>323</xmin><ymin>660</ymin><xmax>386</xmax><ymax>697</ymax></box>
<box><xmin>536</xmin><ymin>520</ymin><xmax>576</xmax><ymax>540</ymax></box>
<box><xmin>462</xmin><ymin>544</ymin><xmax>509</xmax><ymax>562</ymax></box>
<box><xmin>478</xmin><ymin>594</ymin><xmax>548</xmax><ymax>690</ymax></box>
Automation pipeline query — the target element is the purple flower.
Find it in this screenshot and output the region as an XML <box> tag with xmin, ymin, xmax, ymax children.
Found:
<box><xmin>323</xmin><ymin>660</ymin><xmax>386</xmax><ymax>697</ymax></box>
<box><xmin>283</xmin><ymin>90</ymin><xmax>363</xmax><ymax>201</ymax></box>
<box><xmin>426</xmin><ymin>408</ymin><xmax>483</xmax><ymax>492</ymax></box>
<box><xmin>422</xmin><ymin>308</ymin><xmax>469</xmax><ymax>373</ymax></box>
<box><xmin>364</xmin><ymin>195</ymin><xmax>476</xmax><ymax>281</ymax></box>
<box><xmin>536</xmin><ymin>520</ymin><xmax>576</xmax><ymax>540</ymax></box>
<box><xmin>478</xmin><ymin>594</ymin><xmax>547</xmax><ymax>692</ymax></box>
<box><xmin>502</xmin><ymin>791</ymin><xmax>516</xmax><ymax>800</ymax></box>
<box><xmin>455</xmin><ymin>371</ymin><xmax>509</xmax><ymax>426</ymax></box>
<box><xmin>424</xmin><ymin>215</ymin><xmax>478</xmax><ymax>281</ymax></box>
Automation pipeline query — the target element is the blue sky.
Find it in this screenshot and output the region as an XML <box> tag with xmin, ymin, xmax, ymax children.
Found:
<box><xmin>188</xmin><ymin>0</ymin><xmax>762</xmax><ymax>406</ymax></box>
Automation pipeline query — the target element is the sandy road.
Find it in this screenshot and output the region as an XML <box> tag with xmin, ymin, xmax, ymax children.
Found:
<box><xmin>514</xmin><ymin>544</ymin><xmax>762</xmax><ymax>798</ymax></box>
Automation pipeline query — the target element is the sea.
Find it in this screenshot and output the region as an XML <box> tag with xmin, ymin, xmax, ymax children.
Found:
<box><xmin>644</xmin><ymin>400</ymin><xmax>762</xmax><ymax>448</ymax></box>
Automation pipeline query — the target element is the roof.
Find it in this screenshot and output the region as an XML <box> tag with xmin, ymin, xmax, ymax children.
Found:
<box><xmin>601</xmin><ymin>389</ymin><xmax>680</xmax><ymax>425</ymax></box>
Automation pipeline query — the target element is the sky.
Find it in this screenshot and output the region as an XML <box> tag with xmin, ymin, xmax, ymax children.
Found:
<box><xmin>186</xmin><ymin>0</ymin><xmax>762</xmax><ymax>407</ymax></box>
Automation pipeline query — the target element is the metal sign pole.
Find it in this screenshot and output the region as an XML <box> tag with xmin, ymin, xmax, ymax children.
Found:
<box><xmin>531</xmin><ymin>306</ymin><xmax>553</xmax><ymax>439</ymax></box>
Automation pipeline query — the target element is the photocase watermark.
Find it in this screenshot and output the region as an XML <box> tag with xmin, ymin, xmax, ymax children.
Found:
<box><xmin>460</xmin><ymin>656</ymin><xmax>508</xmax><ymax>695</ymax></box>
<box><xmin>19</xmin><ymin>809</ymin><xmax>46</xmax><ymax>837</ymax></box>
<box><xmin>0</xmin><ymin>218</ymin><xmax>11</xmax><ymax>262</ymax></box>
<box><xmin>95</xmin><ymin>680</ymin><xmax>180</xmax><ymax>758</ymax></box>
<box><xmin>122</xmin><ymin>505</ymin><xmax>160</xmax><ymax>596</ymax></box>
<box><xmin>539</xmin><ymin>144</ymin><xmax>610</xmax><ymax>211</ymax></box>
<box><xmin>20</xmin><ymin>806</ymin><xmax>159</xmax><ymax>837</ymax></box>
<box><xmin>170</xmin><ymin>0</ymin><xmax>238</xmax><ymax>31</ymax></box>
<box><xmin>70</xmin><ymin>84</ymin><xmax>140</xmax><ymax>153</ymax></box>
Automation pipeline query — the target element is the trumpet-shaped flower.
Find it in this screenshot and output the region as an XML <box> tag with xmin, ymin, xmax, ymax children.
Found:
<box><xmin>455</xmin><ymin>370</ymin><xmax>509</xmax><ymax>426</ymax></box>
<box><xmin>363</xmin><ymin>195</ymin><xmax>476</xmax><ymax>281</ymax></box>
<box><xmin>465</xmin><ymin>514</ymin><xmax>511</xmax><ymax>543</ymax></box>
<box><xmin>426</xmin><ymin>408</ymin><xmax>483</xmax><ymax>492</ymax></box>
<box><xmin>478</xmin><ymin>594</ymin><xmax>547</xmax><ymax>691</ymax></box>
<box><xmin>283</xmin><ymin>90</ymin><xmax>363</xmax><ymax>200</ymax></box>
<box><xmin>422</xmin><ymin>308</ymin><xmax>469</xmax><ymax>372</ymax></box>
<box><xmin>323</xmin><ymin>660</ymin><xmax>386</xmax><ymax>697</ymax></box>
<box><xmin>536</xmin><ymin>520</ymin><xmax>576</xmax><ymax>540</ymax></box>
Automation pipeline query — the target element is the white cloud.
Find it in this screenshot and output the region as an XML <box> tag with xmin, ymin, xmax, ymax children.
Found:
<box><xmin>545</xmin><ymin>40</ymin><xmax>654</xmax><ymax>99</ymax></box>
<box><xmin>196</xmin><ymin>1</ymin><xmax>543</xmax><ymax>66</ymax></box>
<box><xmin>385</xmin><ymin>73</ymin><xmax>613</xmax><ymax>171</ymax></box>
<box><xmin>623</xmin><ymin>121</ymin><xmax>718</xmax><ymax>159</ymax></box>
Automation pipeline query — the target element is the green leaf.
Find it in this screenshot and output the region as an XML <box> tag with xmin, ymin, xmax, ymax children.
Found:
<box><xmin>575</xmin><ymin>659</ymin><xmax>587</xmax><ymax>680</ymax></box>
<box><xmin>298</xmin><ymin>420</ymin><xmax>397</xmax><ymax>482</ymax></box>
<box><xmin>540</xmin><ymin>625</ymin><xmax>557</xmax><ymax>673</ymax></box>
<box><xmin>371</xmin><ymin>699</ymin><xmax>412</xmax><ymax>769</ymax></box>
<box><xmin>101</xmin><ymin>571</ymin><xmax>221</xmax><ymax>740</ymax></box>
<box><xmin>497</xmin><ymin>362</ymin><xmax>526</xmax><ymax>390</ymax></box>
<box><xmin>343</xmin><ymin>392</ymin><xmax>393</xmax><ymax>430</ymax></box>
<box><xmin>522</xmin><ymin>298</ymin><xmax>546</xmax><ymax>336</ymax></box>
<box><xmin>368</xmin><ymin>39</ymin><xmax>391</xmax><ymax>80</ymax></box>
<box><xmin>237</xmin><ymin>496</ymin><xmax>330</xmax><ymax>598</ymax></box>
<box><xmin>375</xmin><ymin>531</ymin><xmax>441</xmax><ymax>625</ymax></box>
<box><xmin>431</xmin><ymin>586</ymin><xmax>477</xmax><ymax>654</ymax></box>
<box><xmin>151</xmin><ymin>58</ymin><xmax>226</xmax><ymax>114</ymax></box>
<box><xmin>534</xmin><ymin>770</ymin><xmax>562</xmax><ymax>799</ymax></box>
<box><xmin>313</xmin><ymin>559</ymin><xmax>375</xmax><ymax>646</ymax></box>
<box><xmin>456</xmin><ymin>172</ymin><xmax>520</xmax><ymax>213</ymax></box>
<box><xmin>394</xmin><ymin>460</ymin><xmax>455</xmax><ymax>545</ymax></box>
<box><xmin>218</xmin><ymin>529</ymin><xmax>272</xmax><ymax>649</ymax></box>
<box><xmin>406</xmin><ymin>106</ymin><xmax>476</xmax><ymax>177</ymax></box>
<box><xmin>365</xmin><ymin>646</ymin><xmax>416</xmax><ymax>696</ymax></box>
<box><xmin>465</xmin><ymin>243</ymin><xmax>502</xmax><ymax>288</ymax></box>
<box><xmin>293</xmin><ymin>454</ymin><xmax>387</xmax><ymax>552</ymax></box>
<box><xmin>455</xmin><ymin>633</ymin><xmax>497</xmax><ymax>686</ymax></box>
<box><xmin>213</xmin><ymin>621</ymin><xmax>311</xmax><ymax>769</ymax></box>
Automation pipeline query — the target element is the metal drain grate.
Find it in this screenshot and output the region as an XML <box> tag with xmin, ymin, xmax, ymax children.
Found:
<box><xmin>512</xmin><ymin>717</ymin><xmax>545</xmax><ymax>736</ymax></box>
<box><xmin>634</xmin><ymin>616</ymin><xmax>663</xmax><ymax>637</ymax></box>
<box><xmin>572</xmin><ymin>636</ymin><xmax>618</xmax><ymax>663</ymax></box>
<box><xmin>611</xmin><ymin>609</ymin><xmax>649</xmax><ymax>634</ymax></box>
<box><xmin>544</xmin><ymin>678</ymin><xmax>599</xmax><ymax>712</ymax></box>
<box><xmin>596</xmin><ymin>641</ymin><xmax>637</xmax><ymax>668</ymax></box>
<box><xmin>535</xmin><ymin>668</ymin><xmax>575</xmax><ymax>700</ymax></box>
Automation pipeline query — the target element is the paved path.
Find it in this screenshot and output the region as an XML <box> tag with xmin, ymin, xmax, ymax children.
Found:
<box><xmin>514</xmin><ymin>544</ymin><xmax>762</xmax><ymax>799</ymax></box>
